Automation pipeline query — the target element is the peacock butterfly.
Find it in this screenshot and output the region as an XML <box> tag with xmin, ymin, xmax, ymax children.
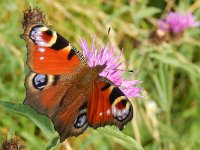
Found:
<box><xmin>21</xmin><ymin>7</ymin><xmax>133</xmax><ymax>142</ymax></box>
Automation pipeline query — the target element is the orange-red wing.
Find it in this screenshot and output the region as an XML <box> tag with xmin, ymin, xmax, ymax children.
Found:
<box><xmin>87</xmin><ymin>77</ymin><xmax>133</xmax><ymax>130</ymax></box>
<box><xmin>30</xmin><ymin>44</ymin><xmax>82</xmax><ymax>74</ymax></box>
<box><xmin>24</xmin><ymin>72</ymin><xmax>65</xmax><ymax>117</ymax></box>
<box><xmin>52</xmin><ymin>95</ymin><xmax>88</xmax><ymax>142</ymax></box>
<box><xmin>22</xmin><ymin>24</ymin><xmax>85</xmax><ymax>75</ymax></box>
<box><xmin>24</xmin><ymin>72</ymin><xmax>89</xmax><ymax>142</ymax></box>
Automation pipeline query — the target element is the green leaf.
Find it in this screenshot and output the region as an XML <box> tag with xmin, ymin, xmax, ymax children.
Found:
<box><xmin>98</xmin><ymin>127</ymin><xmax>143</xmax><ymax>150</ymax></box>
<box><xmin>45</xmin><ymin>134</ymin><xmax>60</xmax><ymax>150</ymax></box>
<box><xmin>0</xmin><ymin>101</ymin><xmax>54</xmax><ymax>139</ymax></box>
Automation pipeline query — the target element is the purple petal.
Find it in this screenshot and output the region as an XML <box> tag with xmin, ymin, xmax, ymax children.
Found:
<box><xmin>79</xmin><ymin>36</ymin><xmax>141</xmax><ymax>98</ymax></box>
<box><xmin>158</xmin><ymin>11</ymin><xmax>200</xmax><ymax>33</ymax></box>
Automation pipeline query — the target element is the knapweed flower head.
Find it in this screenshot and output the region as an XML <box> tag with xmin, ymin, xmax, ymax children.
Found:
<box><xmin>2</xmin><ymin>137</ymin><xmax>24</xmax><ymax>150</ymax></box>
<box><xmin>79</xmin><ymin>36</ymin><xmax>141</xmax><ymax>98</ymax></box>
<box><xmin>159</xmin><ymin>12</ymin><xmax>200</xmax><ymax>34</ymax></box>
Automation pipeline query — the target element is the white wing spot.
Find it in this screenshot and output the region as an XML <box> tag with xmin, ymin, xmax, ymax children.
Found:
<box><xmin>39</xmin><ymin>48</ymin><xmax>45</xmax><ymax>52</ymax></box>
<box><xmin>40</xmin><ymin>57</ymin><xmax>44</xmax><ymax>60</ymax></box>
<box><xmin>99</xmin><ymin>112</ymin><xmax>103</xmax><ymax>117</ymax></box>
<box><xmin>106</xmin><ymin>109</ymin><xmax>111</xmax><ymax>115</ymax></box>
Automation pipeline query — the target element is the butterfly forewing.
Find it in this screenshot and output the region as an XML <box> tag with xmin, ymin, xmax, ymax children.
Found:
<box><xmin>22</xmin><ymin>23</ymin><xmax>85</xmax><ymax>75</ymax></box>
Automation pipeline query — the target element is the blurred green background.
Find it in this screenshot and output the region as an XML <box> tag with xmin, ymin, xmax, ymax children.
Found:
<box><xmin>0</xmin><ymin>0</ymin><xmax>200</xmax><ymax>149</ymax></box>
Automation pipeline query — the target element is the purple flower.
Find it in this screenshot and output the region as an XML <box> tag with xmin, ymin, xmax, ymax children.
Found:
<box><xmin>159</xmin><ymin>12</ymin><xmax>200</xmax><ymax>33</ymax></box>
<box><xmin>79</xmin><ymin>36</ymin><xmax>142</xmax><ymax>98</ymax></box>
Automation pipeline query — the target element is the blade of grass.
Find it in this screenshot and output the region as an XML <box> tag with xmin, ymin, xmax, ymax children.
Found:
<box><xmin>7</xmin><ymin>128</ymin><xmax>15</xmax><ymax>141</ymax></box>
<box><xmin>150</xmin><ymin>53</ymin><xmax>200</xmax><ymax>79</ymax></box>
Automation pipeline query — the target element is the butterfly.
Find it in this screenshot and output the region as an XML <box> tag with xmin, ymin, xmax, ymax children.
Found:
<box><xmin>21</xmin><ymin>8</ymin><xmax>133</xmax><ymax>142</ymax></box>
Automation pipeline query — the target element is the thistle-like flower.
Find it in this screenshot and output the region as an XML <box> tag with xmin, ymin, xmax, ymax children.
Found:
<box><xmin>79</xmin><ymin>37</ymin><xmax>141</xmax><ymax>98</ymax></box>
<box><xmin>159</xmin><ymin>12</ymin><xmax>200</xmax><ymax>34</ymax></box>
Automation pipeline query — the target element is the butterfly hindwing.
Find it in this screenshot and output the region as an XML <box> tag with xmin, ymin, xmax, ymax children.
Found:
<box><xmin>25</xmin><ymin>71</ymin><xmax>89</xmax><ymax>142</ymax></box>
<box><xmin>52</xmin><ymin>99</ymin><xmax>88</xmax><ymax>142</ymax></box>
<box><xmin>88</xmin><ymin>76</ymin><xmax>133</xmax><ymax>130</ymax></box>
<box><xmin>24</xmin><ymin>72</ymin><xmax>66</xmax><ymax>117</ymax></box>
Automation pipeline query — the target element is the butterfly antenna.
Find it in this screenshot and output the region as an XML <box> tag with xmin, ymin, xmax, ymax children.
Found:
<box><xmin>108</xmin><ymin>26</ymin><xmax>111</xmax><ymax>35</ymax></box>
<box><xmin>103</xmin><ymin>68</ymin><xmax>136</xmax><ymax>73</ymax></box>
<box><xmin>101</xmin><ymin>26</ymin><xmax>112</xmax><ymax>44</ymax></box>
<box><xmin>114</xmin><ymin>69</ymin><xmax>134</xmax><ymax>72</ymax></box>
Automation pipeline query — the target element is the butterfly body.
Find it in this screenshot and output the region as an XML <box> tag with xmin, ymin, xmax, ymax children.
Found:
<box><xmin>22</xmin><ymin>8</ymin><xmax>133</xmax><ymax>142</ymax></box>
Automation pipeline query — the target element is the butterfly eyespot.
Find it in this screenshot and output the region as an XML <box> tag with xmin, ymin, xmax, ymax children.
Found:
<box><xmin>74</xmin><ymin>113</ymin><xmax>87</xmax><ymax>128</ymax></box>
<box><xmin>32</xmin><ymin>74</ymin><xmax>48</xmax><ymax>90</ymax></box>
<box><xmin>111</xmin><ymin>97</ymin><xmax>131</xmax><ymax>121</ymax></box>
<box><xmin>30</xmin><ymin>25</ymin><xmax>57</xmax><ymax>47</ymax></box>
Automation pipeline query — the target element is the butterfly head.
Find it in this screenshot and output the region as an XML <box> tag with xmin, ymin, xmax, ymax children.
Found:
<box><xmin>93</xmin><ymin>64</ymin><xmax>107</xmax><ymax>74</ymax></box>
